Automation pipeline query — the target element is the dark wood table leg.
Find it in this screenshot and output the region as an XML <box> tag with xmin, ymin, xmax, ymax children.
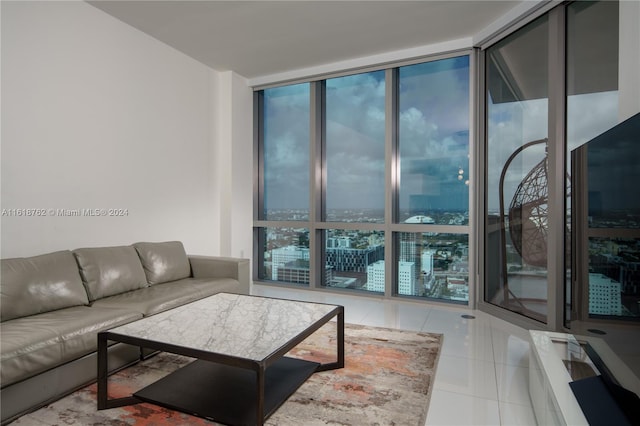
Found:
<box><xmin>97</xmin><ymin>332</ymin><xmax>140</xmax><ymax>410</ymax></box>
<box><xmin>316</xmin><ymin>307</ymin><xmax>345</xmax><ymax>372</ymax></box>
<box><xmin>337</xmin><ymin>308</ymin><xmax>345</xmax><ymax>369</ymax></box>
<box><xmin>256</xmin><ymin>365</ymin><xmax>265</xmax><ymax>425</ymax></box>
<box><xmin>97</xmin><ymin>332</ymin><xmax>109</xmax><ymax>410</ymax></box>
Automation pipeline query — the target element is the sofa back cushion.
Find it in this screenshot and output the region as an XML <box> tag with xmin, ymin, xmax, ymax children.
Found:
<box><xmin>1</xmin><ymin>251</ymin><xmax>89</xmax><ymax>322</ymax></box>
<box><xmin>73</xmin><ymin>246</ymin><xmax>148</xmax><ymax>301</ymax></box>
<box><xmin>133</xmin><ymin>241</ymin><xmax>191</xmax><ymax>285</ymax></box>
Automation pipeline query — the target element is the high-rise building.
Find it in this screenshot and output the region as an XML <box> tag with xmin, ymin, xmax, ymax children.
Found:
<box><xmin>277</xmin><ymin>259</ymin><xmax>334</xmax><ymax>285</ymax></box>
<box><xmin>326</xmin><ymin>244</ymin><xmax>384</xmax><ymax>273</ymax></box>
<box><xmin>277</xmin><ymin>259</ymin><xmax>310</xmax><ymax>284</ymax></box>
<box><xmin>270</xmin><ymin>246</ymin><xmax>310</xmax><ymax>280</ymax></box>
<box><xmin>422</xmin><ymin>251</ymin><xmax>434</xmax><ymax>275</ymax></box>
<box><xmin>399</xmin><ymin>233</ymin><xmax>421</xmax><ymax>282</ymax></box>
<box><xmin>327</xmin><ymin>237</ymin><xmax>351</xmax><ymax>248</ymax></box>
<box><xmin>366</xmin><ymin>260</ymin><xmax>385</xmax><ymax>292</ymax></box>
<box><xmin>589</xmin><ymin>273</ymin><xmax>622</xmax><ymax>315</ymax></box>
<box><xmin>398</xmin><ymin>261</ymin><xmax>417</xmax><ymax>295</ymax></box>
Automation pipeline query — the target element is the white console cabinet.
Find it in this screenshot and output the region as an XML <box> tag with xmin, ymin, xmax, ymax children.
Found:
<box><xmin>529</xmin><ymin>330</ymin><xmax>640</xmax><ymax>425</ymax></box>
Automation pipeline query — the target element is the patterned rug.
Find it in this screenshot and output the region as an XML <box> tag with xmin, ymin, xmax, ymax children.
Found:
<box><xmin>13</xmin><ymin>323</ymin><xmax>442</xmax><ymax>426</ymax></box>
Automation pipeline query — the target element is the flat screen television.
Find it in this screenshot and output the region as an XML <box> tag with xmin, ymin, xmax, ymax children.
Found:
<box><xmin>569</xmin><ymin>112</ymin><xmax>640</xmax><ymax>425</ymax></box>
<box><xmin>571</xmin><ymin>112</ymin><xmax>640</xmax><ymax>321</ymax></box>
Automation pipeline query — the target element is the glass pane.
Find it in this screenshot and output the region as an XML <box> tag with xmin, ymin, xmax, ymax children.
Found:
<box><xmin>397</xmin><ymin>232</ymin><xmax>469</xmax><ymax>303</ymax></box>
<box><xmin>325</xmin><ymin>72</ymin><xmax>385</xmax><ymax>223</ymax></box>
<box><xmin>322</xmin><ymin>229</ymin><xmax>384</xmax><ymax>294</ymax></box>
<box><xmin>567</xmin><ymin>0</ymin><xmax>619</xmax><ymax>154</ymax></box>
<box><xmin>485</xmin><ymin>15</ymin><xmax>549</xmax><ymax>323</ymax></box>
<box><xmin>566</xmin><ymin>1</ymin><xmax>622</xmax><ymax>325</ymax></box>
<box><xmin>259</xmin><ymin>227</ymin><xmax>309</xmax><ymax>286</ymax></box>
<box><xmin>263</xmin><ymin>84</ymin><xmax>310</xmax><ymax>220</ymax></box>
<box><xmin>588</xmin><ymin>237</ymin><xmax>640</xmax><ymax>319</ymax></box>
<box><xmin>584</xmin><ymin>115</ymin><xmax>640</xmax><ymax>229</ymax></box>
<box><xmin>398</xmin><ymin>56</ymin><xmax>470</xmax><ymax>225</ymax></box>
<box><xmin>572</xmin><ymin>114</ymin><xmax>640</xmax><ymax>322</ymax></box>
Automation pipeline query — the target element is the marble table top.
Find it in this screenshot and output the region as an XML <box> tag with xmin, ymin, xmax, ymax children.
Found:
<box><xmin>107</xmin><ymin>293</ymin><xmax>339</xmax><ymax>362</ymax></box>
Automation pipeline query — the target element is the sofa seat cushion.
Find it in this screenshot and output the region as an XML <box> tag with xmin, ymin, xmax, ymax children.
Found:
<box><xmin>73</xmin><ymin>246</ymin><xmax>148</xmax><ymax>301</ymax></box>
<box><xmin>187</xmin><ymin>277</ymin><xmax>247</xmax><ymax>298</ymax></box>
<box><xmin>0</xmin><ymin>306</ymin><xmax>142</xmax><ymax>387</ymax></box>
<box><xmin>91</xmin><ymin>277</ymin><xmax>241</xmax><ymax>316</ymax></box>
<box><xmin>133</xmin><ymin>241</ymin><xmax>191</xmax><ymax>285</ymax></box>
<box><xmin>1</xmin><ymin>251</ymin><xmax>89</xmax><ymax>322</ymax></box>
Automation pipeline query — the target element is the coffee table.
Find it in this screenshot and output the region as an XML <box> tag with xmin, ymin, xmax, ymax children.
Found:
<box><xmin>97</xmin><ymin>293</ymin><xmax>344</xmax><ymax>425</ymax></box>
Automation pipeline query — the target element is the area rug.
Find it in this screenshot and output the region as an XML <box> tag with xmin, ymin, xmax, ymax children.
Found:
<box><xmin>12</xmin><ymin>323</ymin><xmax>442</xmax><ymax>426</ymax></box>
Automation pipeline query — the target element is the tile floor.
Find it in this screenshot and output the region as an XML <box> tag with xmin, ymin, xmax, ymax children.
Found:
<box><xmin>252</xmin><ymin>285</ymin><xmax>538</xmax><ymax>426</ymax></box>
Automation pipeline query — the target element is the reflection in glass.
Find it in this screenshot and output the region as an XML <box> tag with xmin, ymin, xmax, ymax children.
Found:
<box><xmin>485</xmin><ymin>15</ymin><xmax>549</xmax><ymax>323</ymax></box>
<box><xmin>263</xmin><ymin>84</ymin><xmax>310</xmax><ymax>220</ymax></box>
<box><xmin>566</xmin><ymin>0</ymin><xmax>619</xmax><ymax>153</ymax></box>
<box><xmin>325</xmin><ymin>72</ymin><xmax>385</xmax><ymax>223</ymax></box>
<box><xmin>571</xmin><ymin>113</ymin><xmax>640</xmax><ymax>320</ymax></box>
<box><xmin>565</xmin><ymin>0</ymin><xmax>620</xmax><ymax>325</ymax></box>
<box><xmin>582</xmin><ymin>114</ymin><xmax>640</xmax><ymax>229</ymax></box>
<box><xmin>397</xmin><ymin>233</ymin><xmax>469</xmax><ymax>303</ymax></box>
<box><xmin>259</xmin><ymin>227</ymin><xmax>310</xmax><ymax>286</ymax></box>
<box><xmin>588</xmin><ymin>237</ymin><xmax>640</xmax><ymax>319</ymax></box>
<box><xmin>321</xmin><ymin>229</ymin><xmax>384</xmax><ymax>294</ymax></box>
<box><xmin>398</xmin><ymin>57</ymin><xmax>470</xmax><ymax>225</ymax></box>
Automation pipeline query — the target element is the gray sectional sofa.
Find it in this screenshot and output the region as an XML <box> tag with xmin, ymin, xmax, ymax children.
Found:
<box><xmin>0</xmin><ymin>241</ymin><xmax>249</xmax><ymax>424</ymax></box>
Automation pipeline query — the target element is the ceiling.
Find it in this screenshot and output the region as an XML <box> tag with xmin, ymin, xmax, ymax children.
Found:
<box><xmin>88</xmin><ymin>1</ymin><xmax>522</xmax><ymax>81</ymax></box>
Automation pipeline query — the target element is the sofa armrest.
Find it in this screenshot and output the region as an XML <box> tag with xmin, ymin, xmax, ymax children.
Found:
<box><xmin>188</xmin><ymin>256</ymin><xmax>250</xmax><ymax>295</ymax></box>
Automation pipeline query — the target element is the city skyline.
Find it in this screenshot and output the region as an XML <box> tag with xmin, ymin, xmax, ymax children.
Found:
<box><xmin>260</xmin><ymin>226</ymin><xmax>469</xmax><ymax>302</ymax></box>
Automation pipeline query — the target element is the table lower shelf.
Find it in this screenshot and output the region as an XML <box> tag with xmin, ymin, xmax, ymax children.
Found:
<box><xmin>133</xmin><ymin>356</ymin><xmax>320</xmax><ymax>425</ymax></box>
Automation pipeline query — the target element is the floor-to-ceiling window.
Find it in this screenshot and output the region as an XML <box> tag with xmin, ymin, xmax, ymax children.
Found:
<box><xmin>566</xmin><ymin>0</ymin><xmax>618</xmax><ymax>322</ymax></box>
<box><xmin>255</xmin><ymin>55</ymin><xmax>471</xmax><ymax>303</ymax></box>
<box><xmin>256</xmin><ymin>0</ymin><xmax>638</xmax><ymax>321</ymax></box>
<box><xmin>322</xmin><ymin>72</ymin><xmax>386</xmax><ymax>294</ymax></box>
<box><xmin>396</xmin><ymin>57</ymin><xmax>470</xmax><ymax>301</ymax></box>
<box><xmin>484</xmin><ymin>15</ymin><xmax>550</xmax><ymax>323</ymax></box>
<box><xmin>483</xmin><ymin>0</ymin><xmax>639</xmax><ymax>327</ymax></box>
<box><xmin>566</xmin><ymin>0</ymin><xmax>640</xmax><ymax>322</ymax></box>
<box><xmin>257</xmin><ymin>84</ymin><xmax>310</xmax><ymax>284</ymax></box>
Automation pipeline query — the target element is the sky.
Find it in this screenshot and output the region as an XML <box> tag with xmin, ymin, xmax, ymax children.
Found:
<box><xmin>263</xmin><ymin>83</ymin><xmax>310</xmax><ymax>212</ymax></box>
<box><xmin>263</xmin><ymin>56</ymin><xmax>471</xmax><ymax>216</ymax></box>
<box><xmin>262</xmin><ymin>54</ymin><xmax>628</xmax><ymax>219</ymax></box>
<box><xmin>325</xmin><ymin>70</ymin><xmax>385</xmax><ymax>215</ymax></box>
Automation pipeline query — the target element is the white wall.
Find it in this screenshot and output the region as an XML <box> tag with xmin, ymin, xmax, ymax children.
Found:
<box><xmin>214</xmin><ymin>71</ymin><xmax>253</xmax><ymax>260</ymax></box>
<box><xmin>228</xmin><ymin>72</ymin><xmax>253</xmax><ymax>261</ymax></box>
<box><xmin>1</xmin><ymin>1</ymin><xmax>221</xmax><ymax>257</ymax></box>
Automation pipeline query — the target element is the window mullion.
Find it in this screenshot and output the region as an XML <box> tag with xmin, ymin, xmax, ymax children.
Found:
<box><xmin>547</xmin><ymin>5</ymin><xmax>567</xmax><ymax>331</ymax></box>
<box><xmin>309</xmin><ymin>81</ymin><xmax>324</xmax><ymax>289</ymax></box>
<box><xmin>386</xmin><ymin>68</ymin><xmax>399</xmax><ymax>297</ymax></box>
